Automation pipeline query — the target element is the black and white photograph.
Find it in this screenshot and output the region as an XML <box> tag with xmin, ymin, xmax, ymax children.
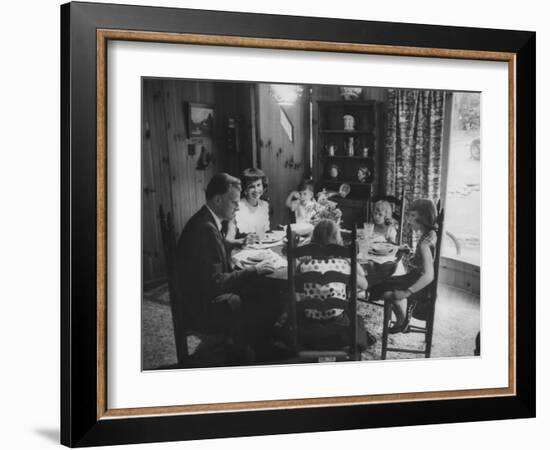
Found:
<box><xmin>141</xmin><ymin>79</ymin><xmax>481</xmax><ymax>369</ymax></box>
<box><xmin>0</xmin><ymin>0</ymin><xmax>542</xmax><ymax>446</ymax></box>
<box><xmin>187</xmin><ymin>102</ymin><xmax>215</xmax><ymax>137</ymax></box>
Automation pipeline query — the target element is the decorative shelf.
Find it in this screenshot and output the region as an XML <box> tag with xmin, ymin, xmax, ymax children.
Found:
<box><xmin>319</xmin><ymin>129</ymin><xmax>374</xmax><ymax>135</ymax></box>
<box><xmin>322</xmin><ymin>155</ymin><xmax>372</xmax><ymax>160</ymax></box>
<box><xmin>315</xmin><ymin>98</ymin><xmax>380</xmax><ymax>228</ymax></box>
<box><xmin>323</xmin><ymin>180</ymin><xmax>372</xmax><ymax>187</ymax></box>
<box><xmin>317</xmin><ymin>100</ymin><xmax>378</xmax><ymax>107</ymax></box>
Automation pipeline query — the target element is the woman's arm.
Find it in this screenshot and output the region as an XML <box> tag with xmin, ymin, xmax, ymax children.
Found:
<box><xmin>223</xmin><ymin>220</ymin><xmax>247</xmax><ymax>249</ymax></box>
<box><xmin>386</xmin><ymin>225</ymin><xmax>397</xmax><ymax>244</ymax></box>
<box><xmin>225</xmin><ymin>219</ymin><xmax>237</xmax><ymax>240</ymax></box>
<box><xmin>262</xmin><ymin>200</ymin><xmax>270</xmax><ymax>231</ymax></box>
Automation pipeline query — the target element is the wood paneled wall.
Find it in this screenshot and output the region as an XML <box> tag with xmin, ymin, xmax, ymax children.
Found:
<box><xmin>142</xmin><ymin>79</ymin><xmax>253</xmax><ymax>285</ymax></box>
<box><xmin>256</xmin><ymin>85</ymin><xmax>310</xmax><ymax>227</ymax></box>
<box><xmin>142</xmin><ymin>81</ymin><xmax>386</xmax><ymax>285</ymax></box>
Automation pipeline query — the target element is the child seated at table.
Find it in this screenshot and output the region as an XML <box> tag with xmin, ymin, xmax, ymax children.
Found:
<box><xmin>370</xmin><ymin>198</ymin><xmax>438</xmax><ymax>334</ymax></box>
<box><xmin>371</xmin><ymin>200</ymin><xmax>398</xmax><ymax>243</ymax></box>
<box><xmin>286</xmin><ymin>179</ymin><xmax>317</xmax><ymax>224</ymax></box>
<box><xmin>295</xmin><ymin>219</ymin><xmax>374</xmax><ymax>349</ymax></box>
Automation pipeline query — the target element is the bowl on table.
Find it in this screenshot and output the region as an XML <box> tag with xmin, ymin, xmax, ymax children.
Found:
<box><xmin>369</xmin><ymin>242</ymin><xmax>395</xmax><ymax>256</ymax></box>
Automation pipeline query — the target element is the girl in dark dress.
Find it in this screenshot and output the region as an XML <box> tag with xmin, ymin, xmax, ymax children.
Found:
<box><xmin>296</xmin><ymin>219</ymin><xmax>373</xmax><ymax>349</ymax></box>
<box><xmin>373</xmin><ymin>199</ymin><xmax>438</xmax><ymax>334</ymax></box>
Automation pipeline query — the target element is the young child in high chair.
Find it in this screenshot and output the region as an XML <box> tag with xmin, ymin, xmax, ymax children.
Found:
<box><xmin>286</xmin><ymin>179</ymin><xmax>317</xmax><ymax>224</ymax></box>
<box><xmin>377</xmin><ymin>198</ymin><xmax>438</xmax><ymax>334</ymax></box>
<box><xmin>371</xmin><ymin>200</ymin><xmax>398</xmax><ymax>243</ymax></box>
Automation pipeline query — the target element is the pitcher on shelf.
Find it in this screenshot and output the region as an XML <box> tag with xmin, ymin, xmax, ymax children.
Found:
<box><xmin>345</xmin><ymin>136</ymin><xmax>356</xmax><ymax>156</ymax></box>
<box><xmin>343</xmin><ymin>114</ymin><xmax>355</xmax><ymax>131</ymax></box>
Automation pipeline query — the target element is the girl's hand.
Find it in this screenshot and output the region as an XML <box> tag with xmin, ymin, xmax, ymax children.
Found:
<box><xmin>287</xmin><ymin>191</ymin><xmax>299</xmax><ymax>202</ymax></box>
<box><xmin>392</xmin><ymin>290</ymin><xmax>409</xmax><ymax>300</ymax></box>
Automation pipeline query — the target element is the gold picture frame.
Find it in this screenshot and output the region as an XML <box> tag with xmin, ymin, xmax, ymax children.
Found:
<box><xmin>62</xmin><ymin>2</ymin><xmax>534</xmax><ymax>446</ymax></box>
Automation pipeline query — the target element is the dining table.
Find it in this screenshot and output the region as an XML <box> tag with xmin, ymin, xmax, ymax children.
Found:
<box><xmin>231</xmin><ymin>229</ymin><xmax>405</xmax><ymax>283</ymax></box>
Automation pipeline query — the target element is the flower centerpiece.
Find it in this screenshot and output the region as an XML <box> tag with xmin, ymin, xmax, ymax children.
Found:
<box><xmin>310</xmin><ymin>190</ymin><xmax>343</xmax><ymax>226</ymax></box>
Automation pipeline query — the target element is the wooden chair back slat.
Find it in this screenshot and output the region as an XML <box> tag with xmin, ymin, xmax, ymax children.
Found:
<box><xmin>295</xmin><ymin>270</ymin><xmax>351</xmax><ymax>288</ymax></box>
<box><xmin>158</xmin><ymin>204</ymin><xmax>189</xmax><ymax>366</ymax></box>
<box><xmin>286</xmin><ymin>225</ymin><xmax>298</xmax><ymax>351</ymax></box>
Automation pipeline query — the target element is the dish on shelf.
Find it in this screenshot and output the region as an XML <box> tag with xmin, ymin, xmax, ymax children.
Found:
<box><xmin>327</xmin><ymin>164</ymin><xmax>340</xmax><ymax>180</ymax></box>
<box><xmin>357</xmin><ymin>166</ymin><xmax>371</xmax><ymax>183</ymax></box>
<box><xmin>339</xmin><ymin>87</ymin><xmax>363</xmax><ymax>100</ymax></box>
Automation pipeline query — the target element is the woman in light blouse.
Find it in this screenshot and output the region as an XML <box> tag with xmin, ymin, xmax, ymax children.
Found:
<box><xmin>226</xmin><ymin>168</ymin><xmax>270</xmax><ymax>244</ymax></box>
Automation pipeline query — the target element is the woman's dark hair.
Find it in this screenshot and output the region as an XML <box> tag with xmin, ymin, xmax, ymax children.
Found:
<box><xmin>205</xmin><ymin>173</ymin><xmax>241</xmax><ymax>201</ymax></box>
<box><xmin>240</xmin><ymin>167</ymin><xmax>268</xmax><ymax>194</ymax></box>
<box><xmin>297</xmin><ymin>178</ymin><xmax>315</xmax><ymax>193</ymax></box>
<box><xmin>409</xmin><ymin>198</ymin><xmax>438</xmax><ymax>230</ymax></box>
<box><xmin>311</xmin><ymin>219</ymin><xmax>342</xmax><ymax>246</ymax></box>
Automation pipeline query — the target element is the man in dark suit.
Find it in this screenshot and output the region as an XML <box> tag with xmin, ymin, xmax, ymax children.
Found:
<box><xmin>176</xmin><ymin>173</ymin><xmax>278</xmax><ymax>357</ymax></box>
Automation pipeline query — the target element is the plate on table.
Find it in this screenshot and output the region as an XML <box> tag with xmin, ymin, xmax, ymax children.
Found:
<box><xmin>245</xmin><ymin>250</ymin><xmax>273</xmax><ymax>263</ymax></box>
<box><xmin>369</xmin><ymin>242</ymin><xmax>395</xmax><ymax>256</ymax></box>
<box><xmin>233</xmin><ymin>249</ymin><xmax>272</xmax><ymax>268</ymax></box>
<box><xmin>260</xmin><ymin>231</ymin><xmax>284</xmax><ymax>244</ymax></box>
<box><xmin>233</xmin><ymin>249</ymin><xmax>287</xmax><ymax>270</ymax></box>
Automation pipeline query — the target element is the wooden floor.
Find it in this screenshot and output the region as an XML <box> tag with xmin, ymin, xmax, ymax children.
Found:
<box><xmin>142</xmin><ymin>283</ymin><xmax>480</xmax><ymax>370</ymax></box>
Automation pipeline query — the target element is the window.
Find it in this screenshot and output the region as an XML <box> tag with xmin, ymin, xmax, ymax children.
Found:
<box><xmin>442</xmin><ymin>92</ymin><xmax>481</xmax><ymax>266</ymax></box>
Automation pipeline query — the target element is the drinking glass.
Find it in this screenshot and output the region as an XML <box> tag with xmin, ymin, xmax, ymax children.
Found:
<box><xmin>363</xmin><ymin>222</ymin><xmax>374</xmax><ymax>238</ymax></box>
<box><xmin>255</xmin><ymin>223</ymin><xmax>266</xmax><ymax>243</ymax></box>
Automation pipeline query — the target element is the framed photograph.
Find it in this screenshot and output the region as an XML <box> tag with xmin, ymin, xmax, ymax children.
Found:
<box><xmin>61</xmin><ymin>1</ymin><xmax>535</xmax><ymax>447</ymax></box>
<box><xmin>187</xmin><ymin>102</ymin><xmax>215</xmax><ymax>137</ymax></box>
<box><xmin>279</xmin><ymin>106</ymin><xmax>294</xmax><ymax>143</ymax></box>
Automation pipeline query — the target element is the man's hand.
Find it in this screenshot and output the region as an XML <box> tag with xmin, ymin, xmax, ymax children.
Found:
<box><xmin>254</xmin><ymin>260</ymin><xmax>275</xmax><ymax>275</ymax></box>
<box><xmin>226</xmin><ymin>294</ymin><xmax>241</xmax><ymax>310</ymax></box>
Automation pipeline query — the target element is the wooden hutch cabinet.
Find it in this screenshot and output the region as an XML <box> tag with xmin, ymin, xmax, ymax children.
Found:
<box><xmin>313</xmin><ymin>100</ymin><xmax>383</xmax><ymax>228</ymax></box>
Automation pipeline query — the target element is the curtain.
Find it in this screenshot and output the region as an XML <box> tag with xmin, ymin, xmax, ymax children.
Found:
<box><xmin>383</xmin><ymin>89</ymin><xmax>446</xmax><ymax>245</ymax></box>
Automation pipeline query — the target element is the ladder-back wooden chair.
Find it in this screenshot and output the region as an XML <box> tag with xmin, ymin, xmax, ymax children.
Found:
<box><xmin>158</xmin><ymin>205</ymin><xmax>189</xmax><ymax>367</ymax></box>
<box><xmin>286</xmin><ymin>224</ymin><xmax>361</xmax><ymax>362</ymax></box>
<box><xmin>380</xmin><ymin>204</ymin><xmax>445</xmax><ymax>359</ymax></box>
<box><xmin>159</xmin><ymin>206</ymin><xmax>250</xmax><ymax>368</ymax></box>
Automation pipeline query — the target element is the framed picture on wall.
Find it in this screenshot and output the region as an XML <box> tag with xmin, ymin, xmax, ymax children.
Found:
<box><xmin>187</xmin><ymin>102</ymin><xmax>215</xmax><ymax>137</ymax></box>
<box><xmin>61</xmin><ymin>1</ymin><xmax>535</xmax><ymax>447</ymax></box>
